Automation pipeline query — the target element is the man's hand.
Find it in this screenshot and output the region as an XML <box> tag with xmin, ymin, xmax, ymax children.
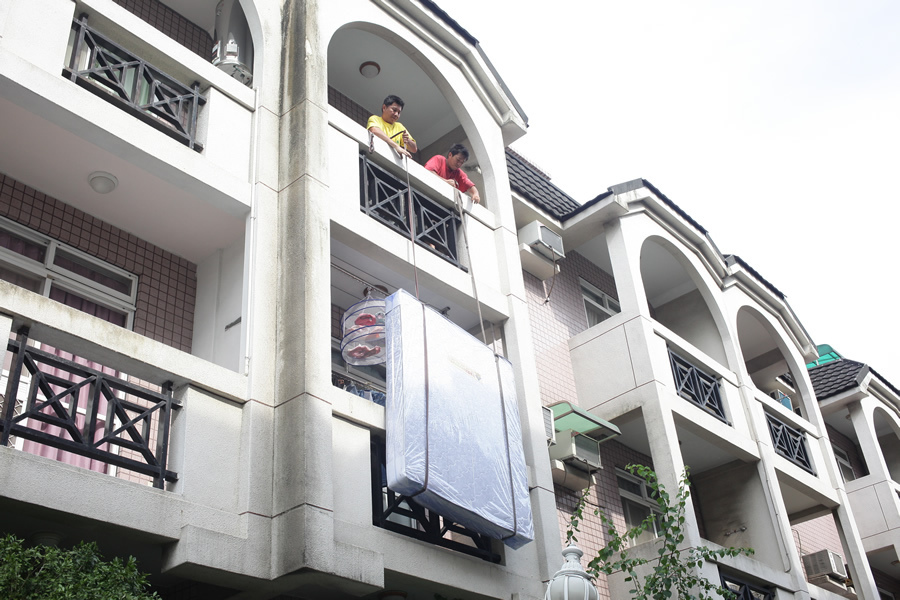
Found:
<box><xmin>393</xmin><ymin>144</ymin><xmax>412</xmax><ymax>159</ymax></box>
<box><xmin>444</xmin><ymin>178</ymin><xmax>457</xmax><ymax>187</ymax></box>
<box><xmin>469</xmin><ymin>187</ymin><xmax>481</xmax><ymax>204</ymax></box>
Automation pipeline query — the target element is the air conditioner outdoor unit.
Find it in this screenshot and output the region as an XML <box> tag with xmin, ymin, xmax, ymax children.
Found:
<box><xmin>517</xmin><ymin>221</ymin><xmax>564</xmax><ymax>260</ymax></box>
<box><xmin>802</xmin><ymin>549</ymin><xmax>848</xmax><ymax>580</ymax></box>
<box><xmin>549</xmin><ymin>430</ymin><xmax>601</xmax><ymax>472</ymax></box>
<box><xmin>542</xmin><ymin>405</ymin><xmax>557</xmax><ymax>446</ymax></box>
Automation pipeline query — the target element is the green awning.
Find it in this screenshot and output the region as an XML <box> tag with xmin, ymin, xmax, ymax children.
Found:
<box><xmin>548</xmin><ymin>401</ymin><xmax>620</xmax><ymax>442</ymax></box>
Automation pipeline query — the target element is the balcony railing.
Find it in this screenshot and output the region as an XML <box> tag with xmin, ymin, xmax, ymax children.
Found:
<box><xmin>765</xmin><ymin>413</ymin><xmax>814</xmax><ymax>474</ymax></box>
<box><xmin>1</xmin><ymin>327</ymin><xmax>180</xmax><ymax>488</ymax></box>
<box><xmin>370</xmin><ymin>439</ymin><xmax>499</xmax><ymax>563</ymax></box>
<box><xmin>64</xmin><ymin>15</ymin><xmax>206</xmax><ymax>151</ymax></box>
<box><xmin>359</xmin><ymin>153</ymin><xmax>464</xmax><ymax>269</ymax></box>
<box><xmin>668</xmin><ymin>348</ymin><xmax>728</xmax><ymax>423</ymax></box>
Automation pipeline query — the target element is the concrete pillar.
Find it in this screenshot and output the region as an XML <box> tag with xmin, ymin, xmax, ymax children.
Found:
<box><xmin>833</xmin><ymin>497</ymin><xmax>880</xmax><ymax>600</ymax></box>
<box><xmin>603</xmin><ymin>216</ymin><xmax>649</xmax><ymax>318</ymax></box>
<box><xmin>271</xmin><ymin>0</ymin><xmax>336</xmax><ymax>578</ymax></box>
<box><xmin>849</xmin><ymin>400</ymin><xmax>890</xmax><ymax>481</ymax></box>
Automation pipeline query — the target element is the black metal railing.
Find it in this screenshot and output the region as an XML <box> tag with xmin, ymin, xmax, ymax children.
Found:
<box><xmin>370</xmin><ymin>439</ymin><xmax>500</xmax><ymax>563</ymax></box>
<box><xmin>766</xmin><ymin>413</ymin><xmax>814</xmax><ymax>474</ymax></box>
<box><xmin>64</xmin><ymin>14</ymin><xmax>206</xmax><ymax>151</ymax></box>
<box><xmin>1</xmin><ymin>328</ymin><xmax>180</xmax><ymax>488</ymax></box>
<box><xmin>359</xmin><ymin>153</ymin><xmax>464</xmax><ymax>269</ymax></box>
<box><xmin>668</xmin><ymin>348</ymin><xmax>728</xmax><ymax>423</ymax></box>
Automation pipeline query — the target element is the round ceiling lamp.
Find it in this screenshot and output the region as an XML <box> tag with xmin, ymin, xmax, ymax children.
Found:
<box><xmin>359</xmin><ymin>61</ymin><xmax>380</xmax><ymax>78</ymax></box>
<box><xmin>88</xmin><ymin>171</ymin><xmax>118</xmax><ymax>194</ymax></box>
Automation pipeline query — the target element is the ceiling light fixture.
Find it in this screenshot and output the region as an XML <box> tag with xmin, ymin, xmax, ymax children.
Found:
<box><xmin>88</xmin><ymin>171</ymin><xmax>118</xmax><ymax>194</ymax></box>
<box><xmin>359</xmin><ymin>61</ymin><xmax>380</xmax><ymax>78</ymax></box>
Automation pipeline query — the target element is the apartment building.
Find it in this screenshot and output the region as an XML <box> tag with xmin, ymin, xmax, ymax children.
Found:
<box><xmin>0</xmin><ymin>0</ymin><xmax>562</xmax><ymax>598</ymax></box>
<box><xmin>507</xmin><ymin>156</ymin><xmax>892</xmax><ymax>600</ymax></box>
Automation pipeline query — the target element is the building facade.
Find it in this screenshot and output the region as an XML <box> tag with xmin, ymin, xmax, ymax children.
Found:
<box><xmin>2</xmin><ymin>0</ymin><xmax>899</xmax><ymax>599</ymax></box>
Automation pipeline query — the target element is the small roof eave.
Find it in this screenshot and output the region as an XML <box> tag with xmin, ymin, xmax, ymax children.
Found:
<box><xmin>387</xmin><ymin>0</ymin><xmax>529</xmax><ymax>141</ymax></box>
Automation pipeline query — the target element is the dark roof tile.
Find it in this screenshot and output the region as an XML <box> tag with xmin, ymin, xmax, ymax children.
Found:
<box><xmin>506</xmin><ymin>149</ymin><xmax>581</xmax><ymax>219</ymax></box>
<box><xmin>809</xmin><ymin>359</ymin><xmax>866</xmax><ymax>399</ymax></box>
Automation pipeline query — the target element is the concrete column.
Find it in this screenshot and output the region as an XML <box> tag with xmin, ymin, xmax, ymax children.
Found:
<box><xmin>849</xmin><ymin>400</ymin><xmax>890</xmax><ymax>481</ymax></box>
<box><xmin>603</xmin><ymin>217</ymin><xmax>650</xmax><ymax>318</ymax></box>
<box><xmin>271</xmin><ymin>0</ymin><xmax>336</xmax><ymax>578</ymax></box>
<box><xmin>833</xmin><ymin>496</ymin><xmax>879</xmax><ymax>600</ymax></box>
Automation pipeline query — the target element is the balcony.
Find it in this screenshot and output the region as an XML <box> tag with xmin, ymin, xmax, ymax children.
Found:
<box><xmin>668</xmin><ymin>347</ymin><xmax>728</xmax><ymax>423</ymax></box>
<box><xmin>766</xmin><ymin>412</ymin><xmax>815</xmax><ymax>474</ymax></box>
<box><xmin>64</xmin><ymin>15</ymin><xmax>206</xmax><ymax>151</ymax></box>
<box><xmin>359</xmin><ymin>152</ymin><xmax>463</xmax><ymax>269</ymax></box>
<box><xmin>1</xmin><ymin>327</ymin><xmax>179</xmax><ymax>488</ymax></box>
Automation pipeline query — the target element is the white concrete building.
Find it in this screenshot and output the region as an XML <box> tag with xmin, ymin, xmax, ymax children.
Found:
<box><xmin>0</xmin><ymin>0</ymin><xmax>560</xmax><ymax>598</ymax></box>
<box><xmin>509</xmin><ymin>167</ymin><xmax>888</xmax><ymax>600</ymax></box>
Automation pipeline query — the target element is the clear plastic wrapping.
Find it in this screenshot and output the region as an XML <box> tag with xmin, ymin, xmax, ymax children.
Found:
<box><xmin>385</xmin><ymin>289</ymin><xmax>534</xmax><ymax>549</ymax></box>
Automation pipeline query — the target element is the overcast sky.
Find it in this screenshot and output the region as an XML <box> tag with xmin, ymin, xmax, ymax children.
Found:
<box><xmin>451</xmin><ymin>0</ymin><xmax>900</xmax><ymax>385</ymax></box>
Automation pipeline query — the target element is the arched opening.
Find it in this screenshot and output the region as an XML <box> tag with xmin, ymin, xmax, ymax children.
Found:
<box><xmin>873</xmin><ymin>407</ymin><xmax>900</xmax><ymax>482</ymax></box>
<box><xmin>639</xmin><ymin>237</ymin><xmax>727</xmax><ymax>366</ymax></box>
<box><xmin>326</xmin><ymin>24</ymin><xmax>485</xmax><ymax>191</ymax></box>
<box><xmin>736</xmin><ymin>307</ymin><xmax>809</xmax><ymax>417</ymax></box>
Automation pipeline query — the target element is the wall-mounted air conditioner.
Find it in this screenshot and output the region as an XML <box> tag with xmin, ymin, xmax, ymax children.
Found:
<box><xmin>518</xmin><ymin>221</ymin><xmax>564</xmax><ymax>260</ymax></box>
<box><xmin>549</xmin><ymin>431</ymin><xmax>601</xmax><ymax>472</ymax></box>
<box><xmin>802</xmin><ymin>549</ymin><xmax>847</xmax><ymax>580</ymax></box>
<box><xmin>542</xmin><ymin>405</ymin><xmax>557</xmax><ymax>446</ymax></box>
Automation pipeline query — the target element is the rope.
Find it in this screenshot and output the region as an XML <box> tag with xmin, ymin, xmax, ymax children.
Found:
<box><xmin>408</xmin><ymin>301</ymin><xmax>431</xmax><ymax>500</ymax></box>
<box><xmin>453</xmin><ymin>189</ymin><xmax>487</xmax><ymax>345</ymax></box>
<box><xmin>404</xmin><ymin>156</ymin><xmax>421</xmax><ymax>300</ymax></box>
<box><xmin>542</xmin><ymin>246</ymin><xmax>559</xmax><ymax>304</ymax></box>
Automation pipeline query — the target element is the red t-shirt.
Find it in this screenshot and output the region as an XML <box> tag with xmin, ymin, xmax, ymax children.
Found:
<box><xmin>424</xmin><ymin>155</ymin><xmax>474</xmax><ymax>193</ymax></box>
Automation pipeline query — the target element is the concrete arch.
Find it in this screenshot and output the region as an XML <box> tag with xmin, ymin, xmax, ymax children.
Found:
<box><xmin>639</xmin><ymin>235</ymin><xmax>730</xmax><ymax>367</ymax></box>
<box><xmin>872</xmin><ymin>405</ymin><xmax>900</xmax><ymax>482</ymax></box>
<box><xmin>325</xmin><ymin>21</ymin><xmax>500</xmax><ymax>202</ymax></box>
<box><xmin>735</xmin><ymin>304</ymin><xmax>814</xmax><ymax>416</ymax></box>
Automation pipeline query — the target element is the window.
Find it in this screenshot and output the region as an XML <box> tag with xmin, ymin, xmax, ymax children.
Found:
<box><xmin>719</xmin><ymin>573</ymin><xmax>773</xmax><ymax>600</ymax></box>
<box><xmin>0</xmin><ymin>217</ymin><xmax>137</xmax><ymax>328</ymax></box>
<box><xmin>833</xmin><ymin>445</ymin><xmax>856</xmax><ymax>483</ymax></box>
<box><xmin>617</xmin><ymin>469</ymin><xmax>660</xmax><ymax>545</ymax></box>
<box><xmin>581</xmin><ymin>279</ymin><xmax>620</xmax><ymax>328</ymax></box>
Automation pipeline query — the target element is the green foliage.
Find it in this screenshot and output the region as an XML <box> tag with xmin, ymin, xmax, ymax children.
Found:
<box><xmin>0</xmin><ymin>534</ymin><xmax>159</xmax><ymax>600</ymax></box>
<box><xmin>572</xmin><ymin>465</ymin><xmax>754</xmax><ymax>600</ymax></box>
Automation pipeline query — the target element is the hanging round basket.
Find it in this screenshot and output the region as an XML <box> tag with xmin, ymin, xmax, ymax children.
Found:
<box><xmin>341</xmin><ymin>297</ymin><xmax>386</xmax><ymax>366</ymax></box>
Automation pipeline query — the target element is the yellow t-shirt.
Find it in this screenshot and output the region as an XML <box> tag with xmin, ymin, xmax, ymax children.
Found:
<box><xmin>366</xmin><ymin>115</ymin><xmax>415</xmax><ymax>149</ymax></box>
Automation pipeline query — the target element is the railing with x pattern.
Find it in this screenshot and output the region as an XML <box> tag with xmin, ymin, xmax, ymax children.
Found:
<box><xmin>1</xmin><ymin>327</ymin><xmax>180</xmax><ymax>488</ymax></box>
<box><xmin>359</xmin><ymin>153</ymin><xmax>465</xmax><ymax>270</ymax></box>
<box><xmin>63</xmin><ymin>14</ymin><xmax>206</xmax><ymax>150</ymax></box>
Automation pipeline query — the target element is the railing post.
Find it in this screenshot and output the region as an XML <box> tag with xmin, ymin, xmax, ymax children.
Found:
<box><xmin>153</xmin><ymin>381</ymin><xmax>174</xmax><ymax>489</ymax></box>
<box><xmin>1</xmin><ymin>327</ymin><xmax>30</xmax><ymax>447</ymax></box>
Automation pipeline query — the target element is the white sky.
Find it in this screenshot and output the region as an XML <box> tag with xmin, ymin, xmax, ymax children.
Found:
<box><xmin>452</xmin><ymin>0</ymin><xmax>900</xmax><ymax>385</ymax></box>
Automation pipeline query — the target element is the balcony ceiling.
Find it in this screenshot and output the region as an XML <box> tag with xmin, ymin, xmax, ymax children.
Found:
<box><xmin>0</xmin><ymin>93</ymin><xmax>246</xmax><ymax>264</ymax></box>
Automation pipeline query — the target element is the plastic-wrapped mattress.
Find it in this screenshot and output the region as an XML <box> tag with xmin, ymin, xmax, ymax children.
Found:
<box><xmin>385</xmin><ymin>289</ymin><xmax>534</xmax><ymax>549</ymax></box>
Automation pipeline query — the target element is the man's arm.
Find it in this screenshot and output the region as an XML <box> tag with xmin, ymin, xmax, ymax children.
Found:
<box><xmin>467</xmin><ymin>186</ymin><xmax>481</xmax><ymax>204</ymax></box>
<box><xmin>368</xmin><ymin>125</ymin><xmax>412</xmax><ymax>158</ymax></box>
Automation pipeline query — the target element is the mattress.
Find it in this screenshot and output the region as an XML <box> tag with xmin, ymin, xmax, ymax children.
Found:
<box><xmin>385</xmin><ymin>289</ymin><xmax>533</xmax><ymax>549</ymax></box>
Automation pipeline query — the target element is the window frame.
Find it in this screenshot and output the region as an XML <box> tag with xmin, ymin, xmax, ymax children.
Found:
<box><xmin>617</xmin><ymin>468</ymin><xmax>662</xmax><ymax>544</ymax></box>
<box><xmin>832</xmin><ymin>445</ymin><xmax>856</xmax><ymax>483</ymax></box>
<box><xmin>0</xmin><ymin>217</ymin><xmax>137</xmax><ymax>328</ymax></box>
<box><xmin>580</xmin><ymin>278</ymin><xmax>620</xmax><ymax>328</ymax></box>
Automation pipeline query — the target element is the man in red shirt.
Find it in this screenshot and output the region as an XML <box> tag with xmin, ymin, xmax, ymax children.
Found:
<box><xmin>424</xmin><ymin>144</ymin><xmax>481</xmax><ymax>204</ymax></box>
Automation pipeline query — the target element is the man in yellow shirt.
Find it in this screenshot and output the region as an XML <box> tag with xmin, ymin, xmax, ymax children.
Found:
<box><xmin>367</xmin><ymin>95</ymin><xmax>417</xmax><ymax>159</ymax></box>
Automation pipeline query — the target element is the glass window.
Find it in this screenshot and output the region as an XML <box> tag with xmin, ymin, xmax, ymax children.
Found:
<box><xmin>581</xmin><ymin>279</ymin><xmax>620</xmax><ymax>328</ymax></box>
<box><xmin>833</xmin><ymin>445</ymin><xmax>856</xmax><ymax>483</ymax></box>
<box><xmin>0</xmin><ymin>217</ymin><xmax>136</xmax><ymax>328</ymax></box>
<box><xmin>617</xmin><ymin>469</ymin><xmax>661</xmax><ymax>545</ymax></box>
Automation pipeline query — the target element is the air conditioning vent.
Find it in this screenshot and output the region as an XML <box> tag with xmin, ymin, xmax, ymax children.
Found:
<box><xmin>549</xmin><ymin>431</ymin><xmax>601</xmax><ymax>472</ymax></box>
<box><xmin>802</xmin><ymin>549</ymin><xmax>847</xmax><ymax>580</ymax></box>
<box><xmin>517</xmin><ymin>221</ymin><xmax>564</xmax><ymax>260</ymax></box>
<box><xmin>542</xmin><ymin>406</ymin><xmax>557</xmax><ymax>446</ymax></box>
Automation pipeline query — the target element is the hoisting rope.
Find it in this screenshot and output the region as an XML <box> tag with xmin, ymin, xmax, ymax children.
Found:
<box><xmin>453</xmin><ymin>188</ymin><xmax>487</xmax><ymax>346</ymax></box>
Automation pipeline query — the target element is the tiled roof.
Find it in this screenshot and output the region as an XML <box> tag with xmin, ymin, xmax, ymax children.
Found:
<box><xmin>726</xmin><ymin>255</ymin><xmax>786</xmax><ymax>300</ymax></box>
<box><xmin>808</xmin><ymin>359</ymin><xmax>867</xmax><ymax>399</ymax></box>
<box><xmin>419</xmin><ymin>0</ymin><xmax>478</xmax><ymax>44</ymax></box>
<box><xmin>809</xmin><ymin>358</ymin><xmax>900</xmax><ymax>401</ymax></box>
<box><xmin>506</xmin><ymin>149</ymin><xmax>581</xmax><ymax>219</ymax></box>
